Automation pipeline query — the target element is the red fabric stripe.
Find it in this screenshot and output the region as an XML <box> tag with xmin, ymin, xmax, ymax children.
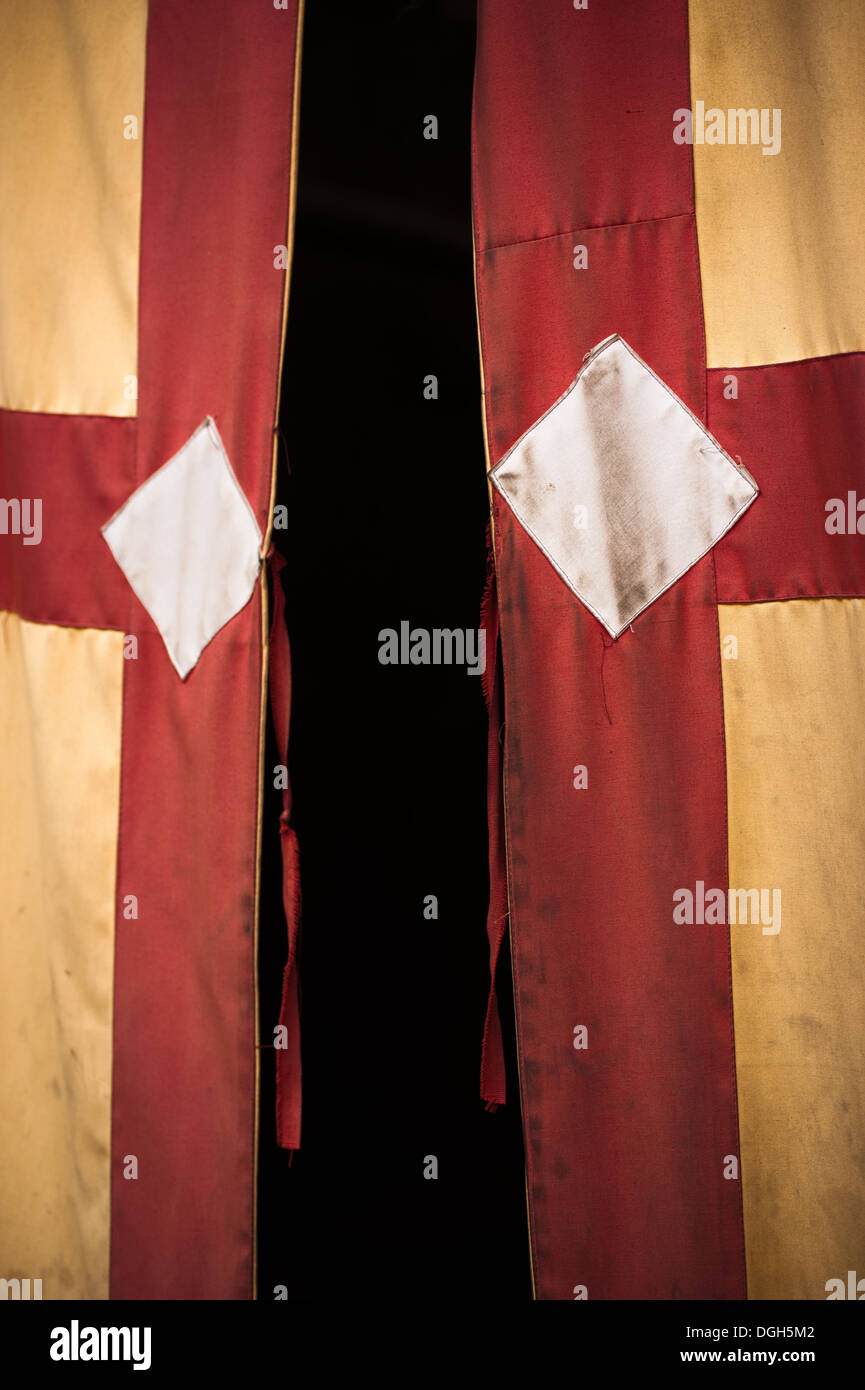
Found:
<box><xmin>711</xmin><ymin>355</ymin><xmax>865</xmax><ymax>602</ymax></box>
<box><xmin>0</xmin><ymin>411</ymin><xmax>132</xmax><ymax>629</ymax></box>
<box><xmin>493</xmin><ymin>502</ymin><xmax>745</xmax><ymax>1298</ymax></box>
<box><xmin>111</xmin><ymin>620</ymin><xmax>262</xmax><ymax>1299</ymax></box>
<box><xmin>133</xmin><ymin>6</ymin><xmax>295</xmax><ymax>523</ymax></box>
<box><xmin>476</xmin><ymin>215</ymin><xmax>707</xmax><ymax>462</ymax></box>
<box><xmin>474</xmin><ymin>0</ymin><xmax>745</xmax><ymax>1299</ymax></box>
<box><xmin>473</xmin><ymin>0</ymin><xmax>692</xmax><ymax>252</ymax></box>
<box><xmin>110</xmin><ymin>0</ymin><xmax>301</xmax><ymax>1299</ymax></box>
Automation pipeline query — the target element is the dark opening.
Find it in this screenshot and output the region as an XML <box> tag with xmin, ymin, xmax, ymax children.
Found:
<box><xmin>257</xmin><ymin>0</ymin><xmax>530</xmax><ymax>1299</ymax></box>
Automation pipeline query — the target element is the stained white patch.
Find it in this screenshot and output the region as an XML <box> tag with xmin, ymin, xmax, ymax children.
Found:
<box><xmin>490</xmin><ymin>335</ymin><xmax>758</xmax><ymax>638</ymax></box>
<box><xmin>102</xmin><ymin>417</ymin><xmax>262</xmax><ymax>678</ymax></box>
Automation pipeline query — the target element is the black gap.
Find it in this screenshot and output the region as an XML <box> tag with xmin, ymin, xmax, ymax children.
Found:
<box><xmin>257</xmin><ymin>0</ymin><xmax>530</xmax><ymax>1299</ymax></box>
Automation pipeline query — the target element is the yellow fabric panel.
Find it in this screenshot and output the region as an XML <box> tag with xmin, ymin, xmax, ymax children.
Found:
<box><xmin>0</xmin><ymin>0</ymin><xmax>147</xmax><ymax>416</ymax></box>
<box><xmin>719</xmin><ymin>599</ymin><xmax>865</xmax><ymax>1299</ymax></box>
<box><xmin>0</xmin><ymin>613</ymin><xmax>124</xmax><ymax>1299</ymax></box>
<box><xmin>689</xmin><ymin>0</ymin><xmax>865</xmax><ymax>368</ymax></box>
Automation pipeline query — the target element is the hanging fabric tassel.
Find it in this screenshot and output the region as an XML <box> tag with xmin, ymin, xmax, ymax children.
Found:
<box><xmin>268</xmin><ymin>546</ymin><xmax>302</xmax><ymax>1150</ymax></box>
<box><xmin>480</xmin><ymin>525</ymin><xmax>508</xmax><ymax>1108</ymax></box>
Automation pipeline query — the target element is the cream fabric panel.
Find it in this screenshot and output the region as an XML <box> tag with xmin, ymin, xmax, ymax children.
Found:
<box><xmin>689</xmin><ymin>0</ymin><xmax>865</xmax><ymax>367</ymax></box>
<box><xmin>0</xmin><ymin>0</ymin><xmax>147</xmax><ymax>415</ymax></box>
<box><xmin>0</xmin><ymin>613</ymin><xmax>124</xmax><ymax>1299</ymax></box>
<box><xmin>719</xmin><ymin>599</ymin><xmax>865</xmax><ymax>1298</ymax></box>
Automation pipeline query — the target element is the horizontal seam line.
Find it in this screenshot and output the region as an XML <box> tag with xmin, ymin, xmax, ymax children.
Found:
<box><xmin>708</xmin><ymin>349</ymin><xmax>865</xmax><ymax>372</ymax></box>
<box><xmin>0</xmin><ymin>406</ymin><xmax>136</xmax><ymax>423</ymax></box>
<box><xmin>717</xmin><ymin>593</ymin><xmax>865</xmax><ymax>605</ymax></box>
<box><xmin>479</xmin><ymin>210</ymin><xmax>692</xmax><ymax>255</ymax></box>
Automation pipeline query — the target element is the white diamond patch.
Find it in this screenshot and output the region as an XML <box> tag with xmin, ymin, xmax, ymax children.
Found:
<box><xmin>102</xmin><ymin>417</ymin><xmax>262</xmax><ymax>678</ymax></box>
<box><xmin>490</xmin><ymin>335</ymin><xmax>759</xmax><ymax>638</ymax></box>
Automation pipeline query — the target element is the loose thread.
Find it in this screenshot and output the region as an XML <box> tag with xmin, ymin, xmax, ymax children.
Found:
<box><xmin>273</xmin><ymin>423</ymin><xmax>292</xmax><ymax>476</ymax></box>
<box><xmin>600</xmin><ymin>632</ymin><xmax>613</xmax><ymax>725</ymax></box>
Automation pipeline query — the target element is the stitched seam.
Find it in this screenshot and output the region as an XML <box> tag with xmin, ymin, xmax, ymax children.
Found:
<box><xmin>107</xmin><ymin>633</ymin><xmax>130</xmax><ymax>1301</ymax></box>
<box><xmin>712</xmin><ymin>552</ymin><xmax>749</xmax><ymax>1301</ymax></box>
<box><xmin>0</xmin><ymin>406</ymin><xmax>140</xmax><ymax>424</ymax></box>
<box><xmin>480</xmin><ymin>209</ymin><xmax>692</xmax><ymax>257</ymax></box>
<box><xmin>683</xmin><ymin>0</ymin><xmax>708</xmax><ymax>425</ymax></box>
<box><xmin>471</xmin><ymin>98</ymin><xmax>494</xmax><ymax>474</ymax></box>
<box><xmin>688</xmin><ymin>208</ymin><xmax>707</xmax><ymax>417</ymax></box>
<box><xmin>688</xmin><ymin>0</ymin><xmax>748</xmax><ymax>1285</ymax></box>
<box><xmin>710</xmin><ymin>348</ymin><xmax>865</xmax><ymax>373</ymax></box>
<box><xmin>720</xmin><ymin>591</ymin><xmax>865</xmax><ymax>604</ymax></box>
